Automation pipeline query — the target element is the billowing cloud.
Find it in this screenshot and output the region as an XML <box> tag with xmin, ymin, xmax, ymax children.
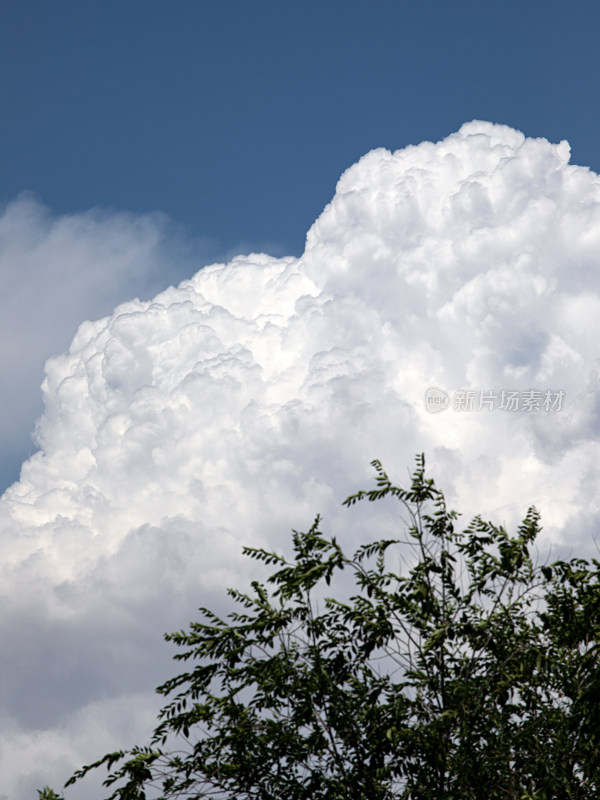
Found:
<box><xmin>0</xmin><ymin>194</ymin><xmax>213</xmax><ymax>493</ymax></box>
<box><xmin>2</xmin><ymin>121</ymin><xmax>600</xmax><ymax>797</ymax></box>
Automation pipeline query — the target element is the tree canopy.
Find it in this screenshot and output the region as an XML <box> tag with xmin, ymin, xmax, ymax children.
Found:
<box><xmin>41</xmin><ymin>455</ymin><xmax>600</xmax><ymax>799</ymax></box>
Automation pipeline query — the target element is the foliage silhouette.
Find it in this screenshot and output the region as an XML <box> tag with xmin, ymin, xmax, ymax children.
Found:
<box><xmin>40</xmin><ymin>455</ymin><xmax>600</xmax><ymax>799</ymax></box>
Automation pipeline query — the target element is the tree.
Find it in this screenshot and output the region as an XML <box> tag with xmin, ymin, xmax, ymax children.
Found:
<box><xmin>41</xmin><ymin>455</ymin><xmax>600</xmax><ymax>799</ymax></box>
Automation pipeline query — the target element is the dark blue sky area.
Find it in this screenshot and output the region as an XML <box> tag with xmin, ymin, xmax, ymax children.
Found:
<box><xmin>2</xmin><ymin>0</ymin><xmax>599</xmax><ymax>267</ymax></box>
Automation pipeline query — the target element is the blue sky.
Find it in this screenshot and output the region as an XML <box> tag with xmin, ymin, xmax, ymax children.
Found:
<box><xmin>1</xmin><ymin>0</ymin><xmax>596</xmax><ymax>492</ymax></box>
<box><xmin>1</xmin><ymin>0</ymin><xmax>599</xmax><ymax>492</ymax></box>
<box><xmin>2</xmin><ymin>0</ymin><xmax>599</xmax><ymax>262</ymax></box>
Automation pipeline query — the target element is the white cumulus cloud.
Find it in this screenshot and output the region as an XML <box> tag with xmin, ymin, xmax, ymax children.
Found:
<box><xmin>1</xmin><ymin>121</ymin><xmax>600</xmax><ymax>797</ymax></box>
<box><xmin>0</xmin><ymin>194</ymin><xmax>212</xmax><ymax>493</ymax></box>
